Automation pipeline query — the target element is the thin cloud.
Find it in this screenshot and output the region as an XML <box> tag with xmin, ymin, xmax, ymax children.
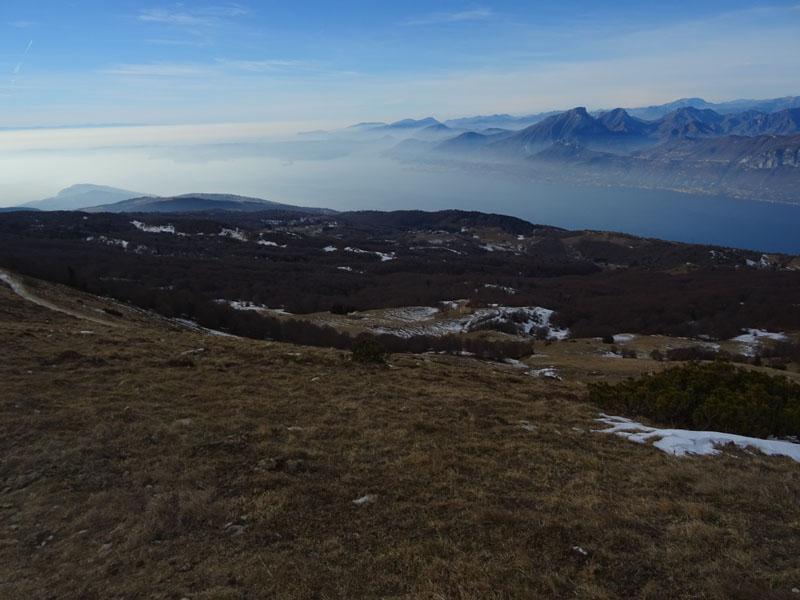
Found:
<box><xmin>9</xmin><ymin>20</ymin><xmax>37</xmax><ymax>28</ymax></box>
<box><xmin>13</xmin><ymin>40</ymin><xmax>33</xmax><ymax>75</ymax></box>
<box><xmin>138</xmin><ymin>4</ymin><xmax>248</xmax><ymax>27</ymax></box>
<box><xmin>103</xmin><ymin>63</ymin><xmax>213</xmax><ymax>77</ymax></box>
<box><xmin>403</xmin><ymin>8</ymin><xmax>493</xmax><ymax>26</ymax></box>
<box><xmin>145</xmin><ymin>38</ymin><xmax>212</xmax><ymax>47</ymax></box>
<box><xmin>8</xmin><ymin>40</ymin><xmax>33</xmax><ymax>93</ymax></box>
<box><xmin>217</xmin><ymin>59</ymin><xmax>311</xmax><ymax>72</ymax></box>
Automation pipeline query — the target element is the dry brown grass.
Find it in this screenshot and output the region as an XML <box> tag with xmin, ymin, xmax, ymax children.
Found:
<box><xmin>1</xmin><ymin>275</ymin><xmax>799</xmax><ymax>599</ymax></box>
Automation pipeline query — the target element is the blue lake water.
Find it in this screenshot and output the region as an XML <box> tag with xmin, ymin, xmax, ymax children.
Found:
<box><xmin>271</xmin><ymin>157</ymin><xmax>800</xmax><ymax>254</ymax></box>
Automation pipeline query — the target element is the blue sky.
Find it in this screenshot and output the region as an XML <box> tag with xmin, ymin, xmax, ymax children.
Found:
<box><xmin>1</xmin><ymin>1</ymin><xmax>799</xmax><ymax>126</ymax></box>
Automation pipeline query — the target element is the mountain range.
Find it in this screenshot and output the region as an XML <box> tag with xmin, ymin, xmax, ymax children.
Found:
<box><xmin>424</xmin><ymin>106</ymin><xmax>800</xmax><ymax>157</ymax></box>
<box><xmin>378</xmin><ymin>96</ymin><xmax>800</xmax><ymax>204</ymax></box>
<box><xmin>6</xmin><ymin>95</ymin><xmax>800</xmax><ymax>212</ymax></box>
<box><xmin>349</xmin><ymin>95</ymin><xmax>800</xmax><ymax>133</ymax></box>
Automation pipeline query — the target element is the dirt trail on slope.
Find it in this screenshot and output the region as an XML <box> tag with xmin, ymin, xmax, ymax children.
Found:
<box><xmin>0</xmin><ymin>269</ymin><xmax>122</xmax><ymax>328</ymax></box>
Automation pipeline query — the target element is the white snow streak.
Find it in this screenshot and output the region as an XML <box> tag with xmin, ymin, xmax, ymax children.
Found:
<box><xmin>131</xmin><ymin>220</ymin><xmax>176</xmax><ymax>234</ymax></box>
<box><xmin>594</xmin><ymin>414</ymin><xmax>800</xmax><ymax>462</ymax></box>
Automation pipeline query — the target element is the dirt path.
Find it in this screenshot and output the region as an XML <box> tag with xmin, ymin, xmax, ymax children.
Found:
<box><xmin>0</xmin><ymin>269</ymin><xmax>122</xmax><ymax>328</ymax></box>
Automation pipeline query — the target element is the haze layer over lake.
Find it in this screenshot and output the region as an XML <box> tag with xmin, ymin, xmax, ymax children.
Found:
<box><xmin>2</xmin><ymin>124</ymin><xmax>798</xmax><ymax>254</ymax></box>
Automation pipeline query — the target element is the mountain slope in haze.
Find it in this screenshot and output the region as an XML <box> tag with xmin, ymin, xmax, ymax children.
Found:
<box><xmin>443</xmin><ymin>111</ymin><xmax>562</xmax><ymax>131</ymax></box>
<box><xmin>633</xmin><ymin>133</ymin><xmax>800</xmax><ymax>168</ymax></box>
<box><xmin>595</xmin><ymin>108</ymin><xmax>652</xmax><ymax>135</ymax></box>
<box><xmin>22</xmin><ymin>184</ymin><xmax>152</xmax><ymax>211</ymax></box>
<box><xmin>725</xmin><ymin>108</ymin><xmax>800</xmax><ymax>137</ymax></box>
<box><xmin>81</xmin><ymin>193</ymin><xmax>337</xmax><ymax>214</ymax></box>
<box><xmin>626</xmin><ymin>95</ymin><xmax>800</xmax><ymax>120</ymax></box>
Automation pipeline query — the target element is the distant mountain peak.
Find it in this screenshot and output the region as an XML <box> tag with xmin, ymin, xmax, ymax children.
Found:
<box><xmin>388</xmin><ymin>117</ymin><xmax>441</xmax><ymax>128</ymax></box>
<box><xmin>23</xmin><ymin>184</ymin><xmax>151</xmax><ymax>211</ymax></box>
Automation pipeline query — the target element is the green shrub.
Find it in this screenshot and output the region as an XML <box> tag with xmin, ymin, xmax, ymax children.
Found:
<box><xmin>350</xmin><ymin>338</ymin><xmax>388</xmax><ymax>364</ymax></box>
<box><xmin>588</xmin><ymin>361</ymin><xmax>800</xmax><ymax>438</ymax></box>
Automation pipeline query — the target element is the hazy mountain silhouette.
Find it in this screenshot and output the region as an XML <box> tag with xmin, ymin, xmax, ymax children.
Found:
<box><xmin>23</xmin><ymin>184</ymin><xmax>151</xmax><ymax>211</ymax></box>
<box><xmin>81</xmin><ymin>193</ymin><xmax>336</xmax><ymax>214</ymax></box>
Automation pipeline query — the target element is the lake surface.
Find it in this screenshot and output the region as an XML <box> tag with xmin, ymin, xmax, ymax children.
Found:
<box><xmin>3</xmin><ymin>135</ymin><xmax>798</xmax><ymax>253</ymax></box>
<box><xmin>265</xmin><ymin>156</ymin><xmax>800</xmax><ymax>254</ymax></box>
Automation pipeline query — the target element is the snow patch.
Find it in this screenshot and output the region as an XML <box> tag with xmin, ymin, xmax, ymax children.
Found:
<box><xmin>131</xmin><ymin>220</ymin><xmax>176</xmax><ymax>234</ymax></box>
<box><xmin>484</xmin><ymin>283</ymin><xmax>517</xmax><ymax>295</ymax></box>
<box><xmin>361</xmin><ymin>305</ymin><xmax>567</xmax><ymax>340</ymax></box>
<box><xmin>352</xmin><ymin>494</ymin><xmax>377</xmax><ymax>505</ymax></box>
<box><xmin>323</xmin><ymin>245</ymin><xmax>337</xmax><ymax>252</ymax></box>
<box><xmin>85</xmin><ymin>236</ymin><xmax>129</xmax><ymax>249</ymax></box>
<box><xmin>526</xmin><ymin>367</ymin><xmax>562</xmax><ymax>380</ymax></box>
<box><xmin>746</xmin><ymin>254</ymin><xmax>775</xmax><ymax>270</ymax></box>
<box><xmin>219</xmin><ymin>228</ymin><xmax>247</xmax><ymax>241</ymax></box>
<box><xmin>731</xmin><ymin>328</ymin><xmax>787</xmax><ymax>343</ymax></box>
<box><xmin>344</xmin><ymin>246</ymin><xmax>396</xmax><ymax>261</ymax></box>
<box><xmin>504</xmin><ymin>358</ymin><xmax>527</xmax><ymax>369</ymax></box>
<box><xmin>594</xmin><ymin>414</ymin><xmax>800</xmax><ymax>462</ymax></box>
<box><xmin>731</xmin><ymin>328</ymin><xmax>788</xmax><ymax>357</ymax></box>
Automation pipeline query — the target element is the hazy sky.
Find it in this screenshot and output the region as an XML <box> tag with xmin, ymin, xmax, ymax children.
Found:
<box><xmin>2</xmin><ymin>1</ymin><xmax>799</xmax><ymax>126</ymax></box>
<box><xmin>1</xmin><ymin>1</ymin><xmax>799</xmax><ymax>207</ymax></box>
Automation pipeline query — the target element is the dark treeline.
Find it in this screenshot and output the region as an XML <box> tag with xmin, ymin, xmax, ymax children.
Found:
<box><xmin>1</xmin><ymin>209</ymin><xmax>799</xmax><ymax>346</ymax></box>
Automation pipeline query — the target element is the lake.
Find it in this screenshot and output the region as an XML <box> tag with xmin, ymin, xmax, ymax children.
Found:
<box><xmin>264</xmin><ymin>155</ymin><xmax>800</xmax><ymax>254</ymax></box>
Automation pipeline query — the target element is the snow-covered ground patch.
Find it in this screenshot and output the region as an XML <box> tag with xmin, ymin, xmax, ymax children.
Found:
<box><xmin>484</xmin><ymin>283</ymin><xmax>517</xmax><ymax>295</ymax></box>
<box><xmin>323</xmin><ymin>245</ymin><xmax>337</xmax><ymax>252</ymax></box>
<box><xmin>731</xmin><ymin>328</ymin><xmax>787</xmax><ymax>343</ymax></box>
<box><xmin>257</xmin><ymin>239</ymin><xmax>287</xmax><ymax>248</ymax></box>
<box><xmin>131</xmin><ymin>220</ymin><xmax>176</xmax><ymax>234</ymax></box>
<box><xmin>504</xmin><ymin>358</ymin><xmax>527</xmax><ymax>369</ymax></box>
<box><xmin>85</xmin><ymin>236</ymin><xmax>129</xmax><ymax>249</ymax></box>
<box><xmin>746</xmin><ymin>254</ymin><xmax>775</xmax><ymax>269</ymax></box>
<box><xmin>217</xmin><ymin>300</ymin><xmax>269</xmax><ymax>311</ymax></box>
<box><xmin>352</xmin><ymin>494</ymin><xmax>377</xmax><ymax>505</ymax></box>
<box><xmin>465</xmin><ymin>306</ymin><xmax>569</xmax><ymax>340</ymax></box>
<box><xmin>480</xmin><ymin>243</ymin><xmax>510</xmax><ymax>252</ymax></box>
<box><xmin>594</xmin><ymin>414</ymin><xmax>800</xmax><ymax>462</ymax></box>
<box><xmin>219</xmin><ymin>228</ymin><xmax>247</xmax><ymax>241</ymax></box>
<box><xmin>344</xmin><ymin>304</ymin><xmax>568</xmax><ymax>340</ymax></box>
<box><xmin>613</xmin><ymin>333</ymin><xmax>635</xmax><ymax>343</ymax></box>
<box><xmin>526</xmin><ymin>367</ymin><xmax>562</xmax><ymax>380</ymax></box>
<box><xmin>730</xmin><ymin>328</ymin><xmax>788</xmax><ymax>356</ymax></box>
<box><xmin>344</xmin><ymin>247</ymin><xmax>396</xmax><ymax>261</ymax></box>
<box><xmin>215</xmin><ymin>300</ymin><xmax>292</xmax><ymax>315</ymax></box>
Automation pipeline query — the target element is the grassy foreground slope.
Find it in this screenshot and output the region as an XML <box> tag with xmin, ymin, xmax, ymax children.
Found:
<box><xmin>1</xmin><ymin>274</ymin><xmax>799</xmax><ymax>600</ymax></box>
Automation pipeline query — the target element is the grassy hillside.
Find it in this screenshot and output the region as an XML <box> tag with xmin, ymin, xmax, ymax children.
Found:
<box><xmin>1</xmin><ymin>274</ymin><xmax>799</xmax><ymax>599</ymax></box>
